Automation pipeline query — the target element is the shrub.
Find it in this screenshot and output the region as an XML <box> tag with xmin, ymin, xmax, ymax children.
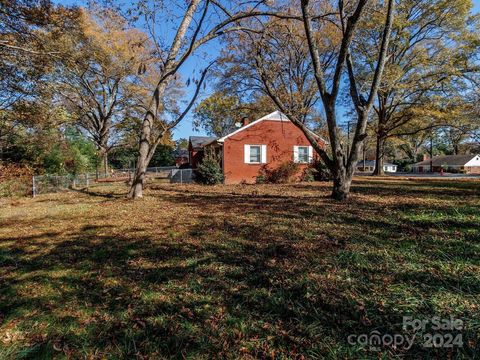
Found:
<box><xmin>259</xmin><ymin>161</ymin><xmax>300</xmax><ymax>184</ymax></box>
<box><xmin>304</xmin><ymin>160</ymin><xmax>332</xmax><ymax>181</ymax></box>
<box><xmin>195</xmin><ymin>149</ymin><xmax>223</xmax><ymax>185</ymax></box>
<box><xmin>255</xmin><ymin>175</ymin><xmax>267</xmax><ymax>184</ymax></box>
<box><xmin>301</xmin><ymin>167</ymin><xmax>316</xmax><ymax>182</ymax></box>
<box><xmin>394</xmin><ymin>159</ymin><xmax>414</xmax><ymax>172</ymax></box>
<box><xmin>0</xmin><ymin>163</ymin><xmax>34</xmax><ymax>197</ymax></box>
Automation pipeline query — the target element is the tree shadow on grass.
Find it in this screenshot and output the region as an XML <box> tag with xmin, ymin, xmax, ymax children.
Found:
<box><xmin>0</xmin><ymin>215</ymin><xmax>362</xmax><ymax>359</ymax></box>
<box><xmin>1</xmin><ymin>182</ymin><xmax>479</xmax><ymax>358</ymax></box>
<box><xmin>71</xmin><ymin>187</ymin><xmax>126</xmax><ymax>199</ymax></box>
<box><xmin>350</xmin><ymin>179</ymin><xmax>480</xmax><ymax>198</ymax></box>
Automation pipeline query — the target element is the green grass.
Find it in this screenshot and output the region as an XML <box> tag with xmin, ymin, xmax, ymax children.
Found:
<box><xmin>0</xmin><ymin>178</ymin><xmax>479</xmax><ymax>359</ymax></box>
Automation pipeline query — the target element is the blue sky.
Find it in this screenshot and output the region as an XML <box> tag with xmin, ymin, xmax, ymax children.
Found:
<box><xmin>56</xmin><ymin>0</ymin><xmax>480</xmax><ymax>141</ymax></box>
<box><xmin>173</xmin><ymin>0</ymin><xmax>480</xmax><ymax>140</ymax></box>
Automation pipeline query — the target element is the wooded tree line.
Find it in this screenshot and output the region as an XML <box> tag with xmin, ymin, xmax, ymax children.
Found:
<box><xmin>0</xmin><ymin>0</ymin><xmax>178</xmax><ymax>176</ymax></box>
<box><xmin>1</xmin><ymin>0</ymin><xmax>479</xmax><ymax>199</ymax></box>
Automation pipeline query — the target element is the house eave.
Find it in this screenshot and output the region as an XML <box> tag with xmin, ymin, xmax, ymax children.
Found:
<box><xmin>216</xmin><ymin>110</ymin><xmax>328</xmax><ymax>144</ymax></box>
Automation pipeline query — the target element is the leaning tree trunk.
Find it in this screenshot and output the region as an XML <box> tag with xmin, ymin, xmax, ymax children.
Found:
<box><xmin>128</xmin><ymin>111</ymin><xmax>155</xmax><ymax>199</ymax></box>
<box><xmin>128</xmin><ymin>141</ymin><xmax>161</xmax><ymax>198</ymax></box>
<box><xmin>128</xmin><ymin>0</ymin><xmax>200</xmax><ymax>199</ymax></box>
<box><xmin>127</xmin><ymin>92</ymin><xmax>166</xmax><ymax>199</ymax></box>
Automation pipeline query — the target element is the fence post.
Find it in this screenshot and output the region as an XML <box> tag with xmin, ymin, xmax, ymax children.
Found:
<box><xmin>180</xmin><ymin>169</ymin><xmax>183</xmax><ymax>184</ymax></box>
<box><xmin>32</xmin><ymin>176</ymin><xmax>36</xmax><ymax>198</ymax></box>
<box><xmin>86</xmin><ymin>173</ymin><xmax>89</xmax><ymax>188</ymax></box>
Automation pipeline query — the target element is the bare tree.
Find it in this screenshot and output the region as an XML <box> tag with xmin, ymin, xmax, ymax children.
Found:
<box><xmin>251</xmin><ymin>0</ymin><xmax>394</xmax><ymax>199</ymax></box>
<box><xmin>127</xmin><ymin>0</ymin><xmax>308</xmax><ymax>198</ymax></box>
<box><xmin>218</xmin><ymin>14</ymin><xmax>325</xmax><ymax>128</ymax></box>
<box><xmin>354</xmin><ymin>0</ymin><xmax>478</xmax><ymax>175</ymax></box>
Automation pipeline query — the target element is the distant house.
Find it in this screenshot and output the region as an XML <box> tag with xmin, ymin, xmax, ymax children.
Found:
<box><xmin>412</xmin><ymin>154</ymin><xmax>480</xmax><ymax>174</ymax></box>
<box><xmin>356</xmin><ymin>160</ymin><xmax>397</xmax><ymax>173</ymax></box>
<box><xmin>173</xmin><ymin>149</ymin><xmax>189</xmax><ymax>167</ymax></box>
<box><xmin>188</xmin><ymin>136</ymin><xmax>217</xmax><ymax>168</ymax></box>
<box><xmin>188</xmin><ymin>111</ymin><xmax>326</xmax><ymax>184</ymax></box>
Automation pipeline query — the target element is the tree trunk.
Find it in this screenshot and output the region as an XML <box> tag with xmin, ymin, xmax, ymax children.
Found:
<box><xmin>127</xmin><ymin>75</ymin><xmax>167</xmax><ymax>198</ymax></box>
<box><xmin>127</xmin><ymin>0</ymin><xmax>200</xmax><ymax>199</ymax></box>
<box><xmin>128</xmin><ymin>166</ymin><xmax>145</xmax><ymax>199</ymax></box>
<box><xmin>127</xmin><ymin>113</ymin><xmax>154</xmax><ymax>199</ymax></box>
<box><xmin>300</xmin><ymin>0</ymin><xmax>393</xmax><ymax>200</ymax></box>
<box><xmin>331</xmin><ymin>170</ymin><xmax>352</xmax><ymax>200</ymax></box>
<box><xmin>453</xmin><ymin>143</ymin><xmax>459</xmax><ymax>155</ymax></box>
<box><xmin>373</xmin><ymin>134</ymin><xmax>385</xmax><ymax>176</ymax></box>
<box><xmin>127</xmin><ymin>109</ymin><xmax>163</xmax><ymax>199</ymax></box>
<box><xmin>102</xmin><ymin>151</ymin><xmax>108</xmax><ymax>176</ymax></box>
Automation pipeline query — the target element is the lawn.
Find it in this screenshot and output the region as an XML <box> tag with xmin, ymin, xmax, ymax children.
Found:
<box><xmin>0</xmin><ymin>178</ymin><xmax>479</xmax><ymax>359</ymax></box>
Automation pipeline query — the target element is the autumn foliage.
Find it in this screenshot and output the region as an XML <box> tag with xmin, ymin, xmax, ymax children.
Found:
<box><xmin>0</xmin><ymin>163</ymin><xmax>33</xmax><ymax>196</ymax></box>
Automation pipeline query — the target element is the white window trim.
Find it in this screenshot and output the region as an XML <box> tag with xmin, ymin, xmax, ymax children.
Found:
<box><xmin>244</xmin><ymin>144</ymin><xmax>267</xmax><ymax>164</ymax></box>
<box><xmin>293</xmin><ymin>145</ymin><xmax>313</xmax><ymax>163</ymax></box>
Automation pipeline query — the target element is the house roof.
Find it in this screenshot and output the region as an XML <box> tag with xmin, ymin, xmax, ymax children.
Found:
<box><xmin>413</xmin><ymin>154</ymin><xmax>477</xmax><ymax>167</ymax></box>
<box><xmin>174</xmin><ymin>149</ymin><xmax>189</xmax><ymax>158</ymax></box>
<box><xmin>216</xmin><ymin>111</ymin><xmax>327</xmax><ymax>143</ymax></box>
<box><xmin>189</xmin><ymin>136</ymin><xmax>217</xmax><ymax>150</ymax></box>
<box><xmin>357</xmin><ymin>160</ymin><xmax>396</xmax><ymax>167</ymax></box>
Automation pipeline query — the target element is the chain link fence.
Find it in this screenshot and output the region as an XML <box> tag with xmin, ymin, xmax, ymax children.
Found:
<box><xmin>32</xmin><ymin>167</ymin><xmax>196</xmax><ymax>197</ymax></box>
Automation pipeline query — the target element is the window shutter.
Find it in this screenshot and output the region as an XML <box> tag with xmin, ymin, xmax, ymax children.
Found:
<box><xmin>293</xmin><ymin>146</ymin><xmax>299</xmax><ymax>163</ymax></box>
<box><xmin>261</xmin><ymin>145</ymin><xmax>267</xmax><ymax>163</ymax></box>
<box><xmin>244</xmin><ymin>145</ymin><xmax>250</xmax><ymax>164</ymax></box>
<box><xmin>308</xmin><ymin>146</ymin><xmax>313</xmax><ymax>163</ymax></box>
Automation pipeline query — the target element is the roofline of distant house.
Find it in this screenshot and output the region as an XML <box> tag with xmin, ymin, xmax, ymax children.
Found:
<box><xmin>209</xmin><ymin>111</ymin><xmax>328</xmax><ymax>145</ymax></box>
<box><xmin>412</xmin><ymin>154</ymin><xmax>478</xmax><ymax>167</ymax></box>
<box><xmin>412</xmin><ymin>164</ymin><xmax>465</xmax><ymax>168</ymax></box>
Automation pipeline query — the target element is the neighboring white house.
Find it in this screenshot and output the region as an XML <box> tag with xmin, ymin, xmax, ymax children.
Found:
<box><xmin>412</xmin><ymin>154</ymin><xmax>480</xmax><ymax>174</ymax></box>
<box><xmin>356</xmin><ymin>160</ymin><xmax>397</xmax><ymax>173</ymax></box>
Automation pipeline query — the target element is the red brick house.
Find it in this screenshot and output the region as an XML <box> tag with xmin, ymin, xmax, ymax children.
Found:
<box><xmin>173</xmin><ymin>149</ymin><xmax>189</xmax><ymax>167</ymax></box>
<box><xmin>412</xmin><ymin>154</ymin><xmax>480</xmax><ymax>174</ymax></box>
<box><xmin>188</xmin><ymin>136</ymin><xmax>217</xmax><ymax>168</ymax></box>
<box><xmin>189</xmin><ymin>111</ymin><xmax>326</xmax><ymax>184</ymax></box>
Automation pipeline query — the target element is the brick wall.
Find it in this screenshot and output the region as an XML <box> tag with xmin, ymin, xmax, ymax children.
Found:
<box><xmin>222</xmin><ymin>120</ymin><xmax>325</xmax><ymax>184</ymax></box>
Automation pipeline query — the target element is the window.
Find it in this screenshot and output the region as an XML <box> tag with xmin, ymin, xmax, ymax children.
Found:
<box><xmin>294</xmin><ymin>146</ymin><xmax>312</xmax><ymax>163</ymax></box>
<box><xmin>244</xmin><ymin>145</ymin><xmax>266</xmax><ymax>164</ymax></box>
<box><xmin>298</xmin><ymin>146</ymin><xmax>309</xmax><ymax>163</ymax></box>
<box><xmin>250</xmin><ymin>146</ymin><xmax>261</xmax><ymax>163</ymax></box>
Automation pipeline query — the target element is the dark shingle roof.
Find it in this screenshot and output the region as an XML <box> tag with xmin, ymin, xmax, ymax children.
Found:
<box><xmin>174</xmin><ymin>149</ymin><xmax>189</xmax><ymax>158</ymax></box>
<box><xmin>189</xmin><ymin>136</ymin><xmax>217</xmax><ymax>150</ymax></box>
<box><xmin>413</xmin><ymin>155</ymin><xmax>476</xmax><ymax>167</ymax></box>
